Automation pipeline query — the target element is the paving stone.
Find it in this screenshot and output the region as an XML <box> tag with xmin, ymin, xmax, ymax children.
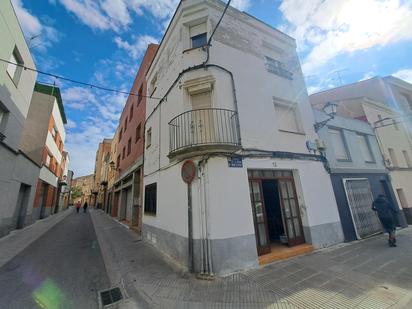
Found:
<box><xmin>91</xmin><ymin>210</ymin><xmax>412</xmax><ymax>308</ymax></box>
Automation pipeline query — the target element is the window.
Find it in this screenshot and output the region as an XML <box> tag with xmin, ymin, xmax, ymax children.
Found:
<box><xmin>122</xmin><ymin>146</ymin><xmax>126</xmax><ymax>160</ymax></box>
<box><xmin>130</xmin><ymin>104</ymin><xmax>134</xmax><ymax>121</ymax></box>
<box><xmin>397</xmin><ymin>188</ymin><xmax>409</xmax><ymax>209</ymax></box>
<box><xmin>191</xmin><ymin>33</ymin><xmax>207</xmax><ymax>48</ymax></box>
<box><xmin>7</xmin><ymin>47</ymin><xmax>24</xmax><ymax>85</ymax></box>
<box><xmin>357</xmin><ymin>134</ymin><xmax>374</xmax><ymax>162</ymax></box>
<box><xmin>0</xmin><ymin>103</ymin><xmax>8</xmax><ymax>135</ymax></box>
<box><xmin>51</xmin><ymin>127</ymin><xmax>57</xmax><ymax>140</ymax></box>
<box><xmin>402</xmin><ymin>150</ymin><xmax>411</xmax><ymax>167</ymax></box>
<box><xmin>191</xmin><ymin>91</ymin><xmax>212</xmax><ymax>109</ymax></box>
<box><xmin>190</xmin><ymin>23</ymin><xmax>207</xmax><ymax>48</ymax></box>
<box><xmin>135</xmin><ymin>124</ymin><xmax>141</xmax><ymax>143</ymax></box>
<box><xmin>265</xmin><ymin>56</ymin><xmax>293</xmax><ymax>80</ymax></box>
<box><xmin>144</xmin><ymin>183</ymin><xmax>157</xmax><ymax>215</ymax></box>
<box><xmin>388</xmin><ymin>148</ymin><xmax>398</xmax><ymax>167</ymax></box>
<box><xmin>119</xmin><ymin>127</ymin><xmax>123</xmax><ymax>140</ymax></box>
<box><xmin>124</xmin><ymin>117</ymin><xmax>128</xmax><ymax>131</ymax></box>
<box><xmin>127</xmin><ymin>138</ymin><xmax>131</xmax><ymax>155</ymax></box>
<box><xmin>149</xmin><ymin>74</ymin><xmax>157</xmax><ymax>97</ymax></box>
<box><xmin>328</xmin><ymin>128</ymin><xmax>350</xmax><ymax>160</ymax></box>
<box><xmin>146</xmin><ymin>127</ymin><xmax>152</xmax><ymax>148</ymax></box>
<box><xmin>400</xmin><ymin>93</ymin><xmax>412</xmax><ymax>110</ymax></box>
<box><xmin>274</xmin><ymin>101</ymin><xmax>302</xmax><ymax>133</ymax></box>
<box><xmin>137</xmin><ymin>85</ymin><xmax>143</xmax><ymax>105</ymax></box>
<box><xmin>116</xmin><ymin>155</ymin><xmax>120</xmax><ymax>168</ymax></box>
<box><xmin>45</xmin><ymin>154</ymin><xmax>51</xmax><ymax>167</ymax></box>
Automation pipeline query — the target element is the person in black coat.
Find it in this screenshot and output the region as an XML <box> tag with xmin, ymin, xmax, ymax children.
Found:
<box><xmin>372</xmin><ymin>194</ymin><xmax>398</xmax><ymax>247</ymax></box>
<box><xmin>83</xmin><ymin>201</ymin><xmax>88</xmax><ymax>213</ymax></box>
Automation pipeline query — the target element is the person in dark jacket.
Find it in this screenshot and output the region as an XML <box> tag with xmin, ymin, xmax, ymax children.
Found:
<box><xmin>372</xmin><ymin>194</ymin><xmax>398</xmax><ymax>247</ymax></box>
<box><xmin>83</xmin><ymin>202</ymin><xmax>88</xmax><ymax>213</ymax></box>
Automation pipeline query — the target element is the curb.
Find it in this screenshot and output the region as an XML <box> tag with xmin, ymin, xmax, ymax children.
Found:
<box><xmin>0</xmin><ymin>208</ymin><xmax>72</xmax><ymax>268</ymax></box>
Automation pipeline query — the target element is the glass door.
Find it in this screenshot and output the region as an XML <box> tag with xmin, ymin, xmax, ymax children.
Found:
<box><xmin>278</xmin><ymin>179</ymin><xmax>305</xmax><ymax>246</ymax></box>
<box><xmin>249</xmin><ymin>180</ymin><xmax>271</xmax><ymax>255</ymax></box>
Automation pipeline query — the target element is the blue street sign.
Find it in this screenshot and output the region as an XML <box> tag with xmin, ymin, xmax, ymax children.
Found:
<box><xmin>227</xmin><ymin>157</ymin><xmax>243</xmax><ymax>168</ymax></box>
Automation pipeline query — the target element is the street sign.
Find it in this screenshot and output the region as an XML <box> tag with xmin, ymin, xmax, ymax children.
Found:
<box><xmin>181</xmin><ymin>160</ymin><xmax>196</xmax><ymax>184</ymax></box>
<box><xmin>227</xmin><ymin>156</ymin><xmax>243</xmax><ymax>168</ymax></box>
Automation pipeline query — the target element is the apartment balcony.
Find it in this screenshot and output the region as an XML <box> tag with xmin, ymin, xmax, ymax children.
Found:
<box><xmin>168</xmin><ymin>108</ymin><xmax>241</xmax><ymax>157</ymax></box>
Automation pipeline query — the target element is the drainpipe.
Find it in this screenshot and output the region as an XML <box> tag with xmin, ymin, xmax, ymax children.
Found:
<box><xmin>198</xmin><ymin>158</ymin><xmax>213</xmax><ymax>276</ymax></box>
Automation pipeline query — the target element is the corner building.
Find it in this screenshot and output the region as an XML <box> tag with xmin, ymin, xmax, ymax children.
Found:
<box><xmin>143</xmin><ymin>0</ymin><xmax>343</xmax><ymax>275</ymax></box>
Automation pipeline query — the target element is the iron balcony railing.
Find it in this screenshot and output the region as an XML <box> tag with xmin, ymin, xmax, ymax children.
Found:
<box><xmin>169</xmin><ymin>108</ymin><xmax>241</xmax><ymax>155</ymax></box>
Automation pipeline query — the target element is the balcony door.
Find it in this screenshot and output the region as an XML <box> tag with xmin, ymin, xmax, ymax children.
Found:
<box><xmin>190</xmin><ymin>91</ymin><xmax>215</xmax><ymax>145</ymax></box>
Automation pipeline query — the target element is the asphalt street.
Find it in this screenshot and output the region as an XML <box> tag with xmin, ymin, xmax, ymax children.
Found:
<box><xmin>0</xmin><ymin>211</ymin><xmax>110</xmax><ymax>309</ymax></box>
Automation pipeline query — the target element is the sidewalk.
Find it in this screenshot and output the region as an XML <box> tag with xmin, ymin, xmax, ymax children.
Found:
<box><xmin>91</xmin><ymin>210</ymin><xmax>412</xmax><ymax>309</ymax></box>
<box><xmin>0</xmin><ymin>208</ymin><xmax>72</xmax><ymax>268</ymax></box>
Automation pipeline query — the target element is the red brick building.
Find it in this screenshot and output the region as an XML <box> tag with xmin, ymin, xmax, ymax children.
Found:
<box><xmin>21</xmin><ymin>83</ymin><xmax>68</xmax><ymax>219</ymax></box>
<box><xmin>110</xmin><ymin>44</ymin><xmax>158</xmax><ymax>232</ymax></box>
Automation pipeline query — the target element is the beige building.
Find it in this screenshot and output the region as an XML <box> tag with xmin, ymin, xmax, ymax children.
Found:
<box><xmin>93</xmin><ymin>139</ymin><xmax>112</xmax><ymax>208</ymax></box>
<box><xmin>106</xmin><ymin>129</ymin><xmax>119</xmax><ymax>216</ymax></box>
<box><xmin>310</xmin><ymin>76</ymin><xmax>412</xmax><ymax>224</ymax></box>
<box><xmin>72</xmin><ymin>174</ymin><xmax>94</xmax><ymax>205</ymax></box>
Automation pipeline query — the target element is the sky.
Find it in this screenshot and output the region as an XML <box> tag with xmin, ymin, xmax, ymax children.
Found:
<box><xmin>11</xmin><ymin>0</ymin><xmax>412</xmax><ymax>177</ymax></box>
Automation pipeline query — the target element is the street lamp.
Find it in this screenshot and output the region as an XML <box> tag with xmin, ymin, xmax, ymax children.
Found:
<box><xmin>314</xmin><ymin>102</ymin><xmax>338</xmax><ymax>132</ymax></box>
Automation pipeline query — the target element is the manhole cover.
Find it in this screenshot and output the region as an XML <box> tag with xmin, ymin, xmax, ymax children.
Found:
<box><xmin>99</xmin><ymin>287</ymin><xmax>123</xmax><ymax>306</ymax></box>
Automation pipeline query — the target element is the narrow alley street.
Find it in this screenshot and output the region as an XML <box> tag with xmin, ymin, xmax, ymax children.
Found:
<box><xmin>0</xmin><ymin>211</ymin><xmax>110</xmax><ymax>309</ymax></box>
<box><xmin>1</xmin><ymin>208</ymin><xmax>412</xmax><ymax>308</ymax></box>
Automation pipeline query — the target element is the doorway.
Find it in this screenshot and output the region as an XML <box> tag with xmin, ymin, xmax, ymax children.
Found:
<box><xmin>16</xmin><ymin>184</ymin><xmax>31</xmax><ymax>229</ymax></box>
<box><xmin>39</xmin><ymin>183</ymin><xmax>48</xmax><ymax>219</ymax></box>
<box><xmin>248</xmin><ymin>170</ymin><xmax>305</xmax><ymax>256</ymax></box>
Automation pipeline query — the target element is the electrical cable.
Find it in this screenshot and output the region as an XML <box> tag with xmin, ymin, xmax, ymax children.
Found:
<box><xmin>0</xmin><ymin>57</ymin><xmax>162</xmax><ymax>100</ymax></box>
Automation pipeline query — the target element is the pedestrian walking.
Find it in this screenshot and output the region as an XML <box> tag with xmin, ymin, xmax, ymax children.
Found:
<box><xmin>83</xmin><ymin>201</ymin><xmax>88</xmax><ymax>213</ymax></box>
<box><xmin>372</xmin><ymin>194</ymin><xmax>398</xmax><ymax>247</ymax></box>
<box><xmin>75</xmin><ymin>202</ymin><xmax>81</xmax><ymax>214</ymax></box>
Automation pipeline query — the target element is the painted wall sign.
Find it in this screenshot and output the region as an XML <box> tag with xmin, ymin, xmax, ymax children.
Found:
<box><xmin>227</xmin><ymin>157</ymin><xmax>243</xmax><ymax>168</ymax></box>
<box><xmin>181</xmin><ymin>160</ymin><xmax>196</xmax><ymax>184</ymax></box>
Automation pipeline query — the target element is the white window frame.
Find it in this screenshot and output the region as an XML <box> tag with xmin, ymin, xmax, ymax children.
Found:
<box><xmin>388</xmin><ymin>148</ymin><xmax>398</xmax><ymax>167</ymax></box>
<box><xmin>402</xmin><ymin>150</ymin><xmax>412</xmax><ymax>167</ymax></box>
<box><xmin>6</xmin><ymin>46</ymin><xmax>24</xmax><ymax>86</ymax></box>
<box><xmin>328</xmin><ymin>128</ymin><xmax>351</xmax><ymax>161</ymax></box>
<box><xmin>357</xmin><ymin>134</ymin><xmax>375</xmax><ymax>163</ymax></box>
<box><xmin>45</xmin><ymin>153</ymin><xmax>51</xmax><ymax>167</ymax></box>
<box><xmin>146</xmin><ymin>127</ymin><xmax>152</xmax><ymax>148</ymax></box>
<box><xmin>273</xmin><ymin>98</ymin><xmax>304</xmax><ymax>134</ymax></box>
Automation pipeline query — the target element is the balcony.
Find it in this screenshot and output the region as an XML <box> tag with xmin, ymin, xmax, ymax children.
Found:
<box><xmin>169</xmin><ymin>108</ymin><xmax>241</xmax><ymax>157</ymax></box>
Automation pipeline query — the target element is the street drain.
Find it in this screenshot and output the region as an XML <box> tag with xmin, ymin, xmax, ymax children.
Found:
<box><xmin>99</xmin><ymin>287</ymin><xmax>123</xmax><ymax>306</ymax></box>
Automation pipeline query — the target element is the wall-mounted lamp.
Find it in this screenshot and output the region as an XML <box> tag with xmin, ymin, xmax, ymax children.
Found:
<box><xmin>314</xmin><ymin>102</ymin><xmax>338</xmax><ymax>132</ymax></box>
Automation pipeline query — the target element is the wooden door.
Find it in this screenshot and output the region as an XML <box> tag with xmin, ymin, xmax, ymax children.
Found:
<box><xmin>190</xmin><ymin>91</ymin><xmax>215</xmax><ymax>144</ymax></box>
<box><xmin>249</xmin><ymin>180</ymin><xmax>271</xmax><ymax>255</ymax></box>
<box><xmin>278</xmin><ymin>179</ymin><xmax>305</xmax><ymax>246</ymax></box>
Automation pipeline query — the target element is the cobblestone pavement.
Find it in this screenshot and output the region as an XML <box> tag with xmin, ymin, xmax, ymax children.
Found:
<box><xmin>91</xmin><ymin>210</ymin><xmax>412</xmax><ymax>309</ymax></box>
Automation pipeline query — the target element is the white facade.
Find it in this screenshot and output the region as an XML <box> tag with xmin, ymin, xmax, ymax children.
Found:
<box><xmin>310</xmin><ymin>88</ymin><xmax>412</xmax><ymax>224</ymax></box>
<box><xmin>143</xmin><ymin>0</ymin><xmax>343</xmax><ymax>275</ymax></box>
<box><xmin>0</xmin><ymin>0</ymin><xmax>40</xmax><ymax>236</ymax></box>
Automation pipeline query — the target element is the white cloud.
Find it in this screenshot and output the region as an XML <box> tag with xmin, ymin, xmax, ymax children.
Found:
<box><xmin>57</xmin><ymin>0</ymin><xmax>180</xmax><ymax>32</ymax></box>
<box><xmin>279</xmin><ymin>0</ymin><xmax>412</xmax><ymax>75</ymax></box>
<box><xmin>57</xmin><ymin>0</ymin><xmax>250</xmax><ymax>33</ymax></box>
<box><xmin>63</xmin><ymin>87</ymin><xmax>126</xmax><ymax>176</ymax></box>
<box><xmin>359</xmin><ymin>71</ymin><xmax>377</xmax><ymax>82</ymax></box>
<box><xmin>62</xmin><ymin>86</ymin><xmax>98</xmax><ymax>110</ymax></box>
<box><xmin>66</xmin><ymin>119</ymin><xmax>77</xmax><ymax>128</ymax></box>
<box><xmin>58</xmin><ymin>0</ymin><xmax>113</xmax><ymax>31</ymax></box>
<box><xmin>230</xmin><ymin>0</ymin><xmax>251</xmax><ymax>11</ymax></box>
<box><xmin>393</xmin><ymin>68</ymin><xmax>412</xmax><ymax>84</ymax></box>
<box><xmin>11</xmin><ymin>0</ymin><xmax>60</xmax><ymax>52</ymax></box>
<box><xmin>114</xmin><ymin>35</ymin><xmax>158</xmax><ymax>59</ymax></box>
